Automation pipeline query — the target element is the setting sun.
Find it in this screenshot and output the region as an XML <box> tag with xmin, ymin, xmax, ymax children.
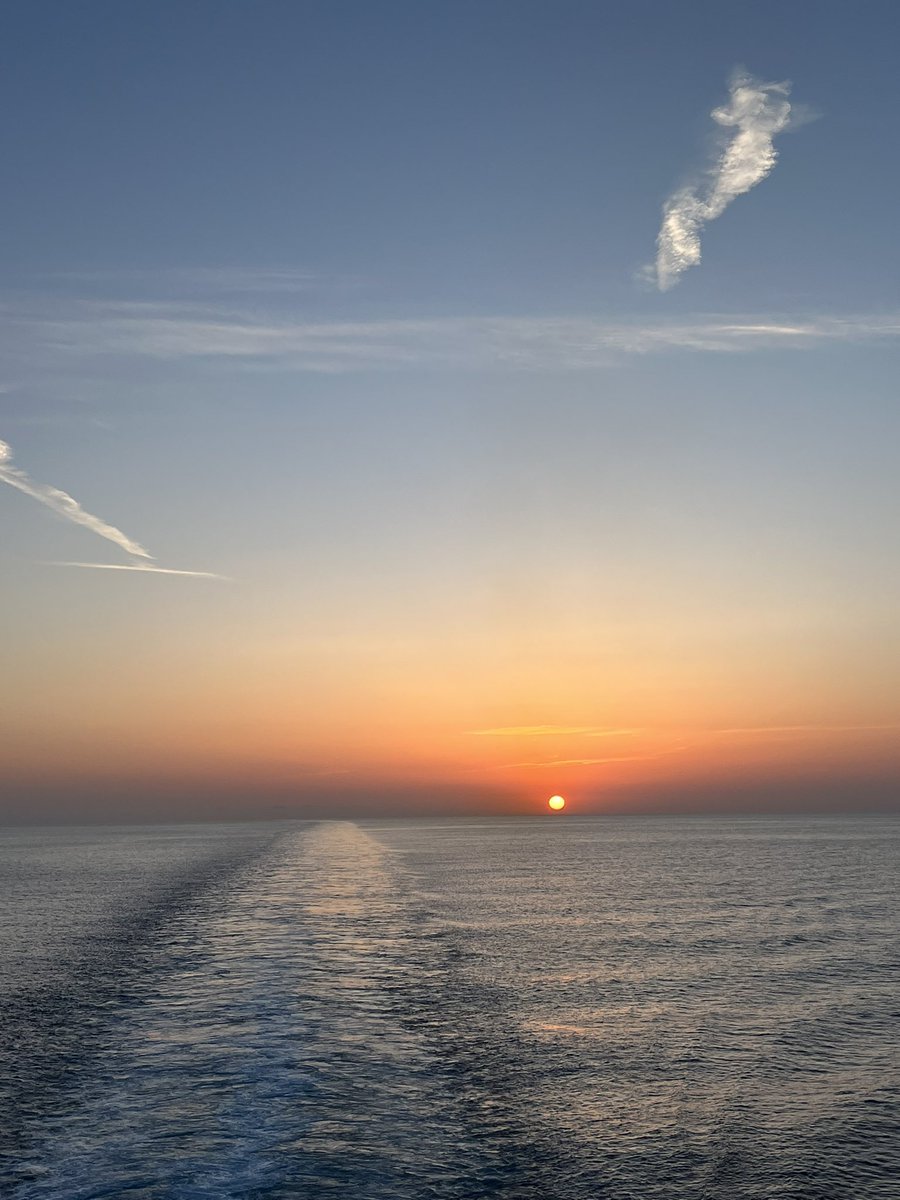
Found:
<box><xmin>548</xmin><ymin>795</ymin><xmax>566</xmax><ymax>811</ymax></box>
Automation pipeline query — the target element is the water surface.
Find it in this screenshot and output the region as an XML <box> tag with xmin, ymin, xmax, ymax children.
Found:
<box><xmin>1</xmin><ymin>816</ymin><xmax>897</xmax><ymax>1198</ymax></box>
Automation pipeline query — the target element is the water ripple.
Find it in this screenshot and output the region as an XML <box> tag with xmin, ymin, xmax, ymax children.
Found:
<box><xmin>1</xmin><ymin>816</ymin><xmax>898</xmax><ymax>1198</ymax></box>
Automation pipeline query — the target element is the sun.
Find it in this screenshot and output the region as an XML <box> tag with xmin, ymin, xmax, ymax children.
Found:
<box><xmin>547</xmin><ymin>795</ymin><xmax>566</xmax><ymax>812</ymax></box>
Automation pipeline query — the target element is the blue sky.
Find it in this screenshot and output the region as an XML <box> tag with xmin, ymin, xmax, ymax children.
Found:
<box><xmin>2</xmin><ymin>0</ymin><xmax>899</xmax><ymax>308</ymax></box>
<box><xmin>2</xmin><ymin>1</ymin><xmax>900</xmax><ymax>817</ymax></box>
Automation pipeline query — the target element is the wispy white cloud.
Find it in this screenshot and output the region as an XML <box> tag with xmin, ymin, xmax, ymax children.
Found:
<box><xmin>18</xmin><ymin>303</ymin><xmax>900</xmax><ymax>373</ymax></box>
<box><xmin>653</xmin><ymin>70</ymin><xmax>800</xmax><ymax>291</ymax></box>
<box><xmin>0</xmin><ymin>437</ymin><xmax>151</xmax><ymax>560</ymax></box>
<box><xmin>1</xmin><ymin>437</ymin><xmax>222</xmax><ymax>579</ymax></box>
<box><xmin>50</xmin><ymin>561</ymin><xmax>228</xmax><ymax>580</ymax></box>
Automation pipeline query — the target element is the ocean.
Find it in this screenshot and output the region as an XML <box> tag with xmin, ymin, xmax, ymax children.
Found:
<box><xmin>0</xmin><ymin>817</ymin><xmax>897</xmax><ymax>1198</ymax></box>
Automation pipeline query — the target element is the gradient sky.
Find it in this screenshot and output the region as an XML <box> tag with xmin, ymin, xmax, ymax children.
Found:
<box><xmin>2</xmin><ymin>0</ymin><xmax>900</xmax><ymax>820</ymax></box>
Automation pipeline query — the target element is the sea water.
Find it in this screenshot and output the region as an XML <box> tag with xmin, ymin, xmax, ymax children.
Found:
<box><xmin>0</xmin><ymin>817</ymin><xmax>897</xmax><ymax>1198</ymax></box>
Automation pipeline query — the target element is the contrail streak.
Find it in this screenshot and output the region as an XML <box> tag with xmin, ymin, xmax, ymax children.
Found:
<box><xmin>51</xmin><ymin>562</ymin><xmax>228</xmax><ymax>579</ymax></box>
<box><xmin>0</xmin><ymin>438</ymin><xmax>151</xmax><ymax>559</ymax></box>
<box><xmin>654</xmin><ymin>70</ymin><xmax>796</xmax><ymax>291</ymax></box>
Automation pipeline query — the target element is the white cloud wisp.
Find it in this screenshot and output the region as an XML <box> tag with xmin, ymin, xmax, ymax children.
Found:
<box><xmin>50</xmin><ymin>562</ymin><xmax>228</xmax><ymax>579</ymax></box>
<box><xmin>0</xmin><ymin>437</ymin><xmax>151</xmax><ymax>560</ymax></box>
<box><xmin>21</xmin><ymin>306</ymin><xmax>900</xmax><ymax>373</ymax></box>
<box><xmin>0</xmin><ymin>438</ymin><xmax>224</xmax><ymax>579</ymax></box>
<box><xmin>654</xmin><ymin>71</ymin><xmax>796</xmax><ymax>291</ymax></box>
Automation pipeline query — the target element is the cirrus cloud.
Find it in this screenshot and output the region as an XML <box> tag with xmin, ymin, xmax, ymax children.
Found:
<box><xmin>0</xmin><ymin>437</ymin><xmax>151</xmax><ymax>560</ymax></box>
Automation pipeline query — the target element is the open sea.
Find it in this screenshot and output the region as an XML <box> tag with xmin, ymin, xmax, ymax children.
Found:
<box><xmin>0</xmin><ymin>816</ymin><xmax>897</xmax><ymax>1199</ymax></box>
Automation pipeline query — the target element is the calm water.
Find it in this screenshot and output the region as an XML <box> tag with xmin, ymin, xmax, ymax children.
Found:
<box><xmin>0</xmin><ymin>817</ymin><xmax>898</xmax><ymax>1198</ymax></box>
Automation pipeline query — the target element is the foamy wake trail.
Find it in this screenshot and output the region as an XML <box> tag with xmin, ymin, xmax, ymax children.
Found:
<box><xmin>9</xmin><ymin>823</ymin><xmax>463</xmax><ymax>1200</ymax></box>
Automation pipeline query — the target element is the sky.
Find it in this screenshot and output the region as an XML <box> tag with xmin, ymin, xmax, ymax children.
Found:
<box><xmin>2</xmin><ymin>0</ymin><xmax>900</xmax><ymax>821</ymax></box>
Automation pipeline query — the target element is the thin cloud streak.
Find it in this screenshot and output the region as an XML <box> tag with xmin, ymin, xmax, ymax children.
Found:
<box><xmin>0</xmin><ymin>438</ymin><xmax>151</xmax><ymax>560</ymax></box>
<box><xmin>498</xmin><ymin>749</ymin><xmax>687</xmax><ymax>769</ymax></box>
<box><xmin>50</xmin><ymin>562</ymin><xmax>229</xmax><ymax>580</ymax></box>
<box><xmin>468</xmin><ymin>725</ymin><xmax>639</xmax><ymax>738</ymax></box>
<box><xmin>22</xmin><ymin>306</ymin><xmax>900</xmax><ymax>372</ymax></box>
<box><xmin>653</xmin><ymin>70</ymin><xmax>798</xmax><ymax>291</ymax></box>
<box><xmin>713</xmin><ymin>723</ymin><xmax>900</xmax><ymax>737</ymax></box>
<box><xmin>1</xmin><ymin>438</ymin><xmax>220</xmax><ymax>579</ymax></box>
<box><xmin>493</xmin><ymin>722</ymin><xmax>900</xmax><ymax>772</ymax></box>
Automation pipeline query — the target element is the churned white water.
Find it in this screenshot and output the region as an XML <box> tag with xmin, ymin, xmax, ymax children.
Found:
<box><xmin>1</xmin><ymin>816</ymin><xmax>898</xmax><ymax>1198</ymax></box>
